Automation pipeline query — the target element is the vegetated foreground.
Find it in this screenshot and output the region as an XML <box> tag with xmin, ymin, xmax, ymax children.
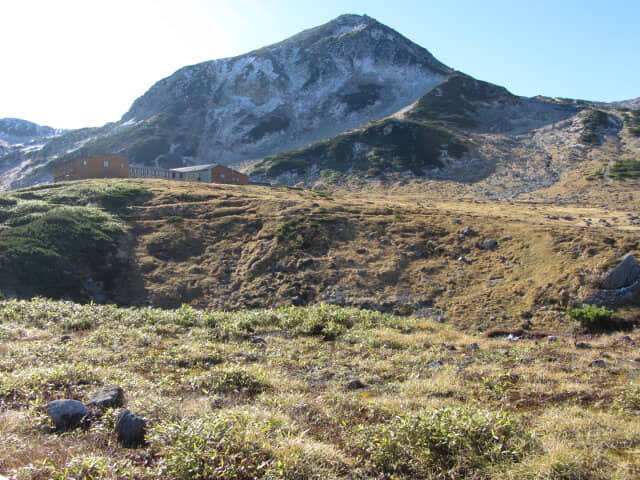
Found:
<box><xmin>1</xmin><ymin>298</ymin><xmax>639</xmax><ymax>479</ymax></box>
<box><xmin>2</xmin><ymin>178</ymin><xmax>640</xmax><ymax>332</ymax></box>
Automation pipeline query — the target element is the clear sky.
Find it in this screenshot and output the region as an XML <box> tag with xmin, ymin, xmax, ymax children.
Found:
<box><xmin>1</xmin><ymin>0</ymin><xmax>638</xmax><ymax>129</ymax></box>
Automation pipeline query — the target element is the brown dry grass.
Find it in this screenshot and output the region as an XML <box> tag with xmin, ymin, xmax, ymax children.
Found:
<box><xmin>91</xmin><ymin>176</ymin><xmax>639</xmax><ymax>332</ymax></box>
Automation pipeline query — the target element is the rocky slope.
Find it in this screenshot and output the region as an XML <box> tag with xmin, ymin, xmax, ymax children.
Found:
<box><xmin>0</xmin><ymin>118</ymin><xmax>59</xmax><ymax>145</ymax></box>
<box><xmin>0</xmin><ymin>14</ymin><xmax>453</xmax><ymax>190</ymax></box>
<box><xmin>250</xmin><ymin>74</ymin><xmax>582</xmax><ymax>184</ymax></box>
<box><xmin>251</xmin><ymin>74</ymin><xmax>640</xmax><ymax>200</ymax></box>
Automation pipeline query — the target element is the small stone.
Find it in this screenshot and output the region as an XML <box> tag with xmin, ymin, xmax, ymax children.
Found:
<box><xmin>466</xmin><ymin>343</ymin><xmax>480</xmax><ymax>351</ymax></box>
<box><xmin>250</xmin><ymin>337</ymin><xmax>267</xmax><ymax>344</ymax></box>
<box><xmin>590</xmin><ymin>359</ymin><xmax>607</xmax><ymax>368</ymax></box>
<box><xmin>45</xmin><ymin>400</ymin><xmax>89</xmax><ymax>432</ymax></box>
<box><xmin>547</xmin><ymin>336</ymin><xmax>558</xmax><ymax>342</ymax></box>
<box><xmin>576</xmin><ymin>342</ymin><xmax>592</xmax><ymax>349</ymax></box>
<box><xmin>477</xmin><ymin>239</ymin><xmax>498</xmax><ymax>250</ymax></box>
<box><xmin>346</xmin><ymin>379</ymin><xmax>367</xmax><ymax>390</ymax></box>
<box><xmin>428</xmin><ymin>360</ymin><xmax>444</xmax><ymax>369</ymax></box>
<box><xmin>60</xmin><ymin>335</ymin><xmax>72</xmax><ymax>343</ymax></box>
<box><xmin>115</xmin><ymin>410</ymin><xmax>146</xmax><ymax>448</ymax></box>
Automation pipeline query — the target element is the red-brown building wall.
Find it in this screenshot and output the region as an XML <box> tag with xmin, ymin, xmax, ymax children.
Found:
<box><xmin>54</xmin><ymin>155</ymin><xmax>129</xmax><ymax>182</ymax></box>
<box><xmin>210</xmin><ymin>165</ymin><xmax>249</xmax><ymax>185</ymax></box>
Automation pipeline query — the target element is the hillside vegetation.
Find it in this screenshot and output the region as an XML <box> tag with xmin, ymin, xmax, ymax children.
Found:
<box><xmin>1</xmin><ymin>298</ymin><xmax>640</xmax><ymax>479</ymax></box>
<box><xmin>251</xmin><ymin>118</ymin><xmax>467</xmax><ymax>179</ymax></box>
<box><xmin>2</xmin><ymin>179</ymin><xmax>640</xmax><ymax>332</ymax></box>
<box><xmin>0</xmin><ymin>182</ymin><xmax>150</xmax><ymax>299</ymax></box>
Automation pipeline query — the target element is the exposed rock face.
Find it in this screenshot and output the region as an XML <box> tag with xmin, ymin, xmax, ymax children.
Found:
<box><xmin>0</xmin><ymin>118</ymin><xmax>58</xmax><ymax>144</ymax></box>
<box><xmin>118</xmin><ymin>14</ymin><xmax>451</xmax><ymax>166</ymax></box>
<box><xmin>601</xmin><ymin>254</ymin><xmax>640</xmax><ymax>290</ymax></box>
<box><xmin>45</xmin><ymin>399</ymin><xmax>89</xmax><ymax>431</ymax></box>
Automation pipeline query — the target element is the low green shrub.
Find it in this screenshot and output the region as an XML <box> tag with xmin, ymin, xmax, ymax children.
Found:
<box><xmin>609</xmin><ymin>158</ymin><xmax>640</xmax><ymax>179</ymax></box>
<box><xmin>186</xmin><ymin>368</ymin><xmax>270</xmax><ymax>396</ymax></box>
<box><xmin>581</xmin><ymin>109</ymin><xmax>610</xmax><ymax>144</ymax></box>
<box><xmin>355</xmin><ymin>406</ymin><xmax>534</xmax><ymax>476</ymax></box>
<box><xmin>567</xmin><ymin>305</ymin><xmax>614</xmax><ymax>332</ymax></box>
<box><xmin>616</xmin><ymin>382</ymin><xmax>640</xmax><ymax>411</ymax></box>
<box><xmin>148</xmin><ymin>413</ymin><xmax>276</xmax><ymax>479</ymax></box>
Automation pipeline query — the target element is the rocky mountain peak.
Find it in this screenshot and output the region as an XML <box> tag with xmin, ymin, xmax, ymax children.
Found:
<box><xmin>0</xmin><ymin>118</ymin><xmax>58</xmax><ymax>144</ymax></box>
<box><xmin>110</xmin><ymin>14</ymin><xmax>453</xmax><ymax>168</ymax></box>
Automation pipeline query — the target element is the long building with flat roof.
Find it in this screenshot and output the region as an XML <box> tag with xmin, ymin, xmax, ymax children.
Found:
<box><xmin>54</xmin><ymin>156</ymin><xmax>249</xmax><ymax>185</ymax></box>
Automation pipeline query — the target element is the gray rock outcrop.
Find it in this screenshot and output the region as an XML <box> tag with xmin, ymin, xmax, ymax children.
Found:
<box><xmin>601</xmin><ymin>254</ymin><xmax>640</xmax><ymax>290</ymax></box>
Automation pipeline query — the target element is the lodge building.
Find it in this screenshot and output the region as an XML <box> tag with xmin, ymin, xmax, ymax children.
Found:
<box><xmin>53</xmin><ymin>155</ymin><xmax>249</xmax><ymax>185</ymax></box>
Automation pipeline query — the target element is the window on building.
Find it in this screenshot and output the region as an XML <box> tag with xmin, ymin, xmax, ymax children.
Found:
<box><xmin>220</xmin><ymin>173</ymin><xmax>225</xmax><ymax>179</ymax></box>
<box><xmin>83</xmin><ymin>160</ymin><xmax>87</xmax><ymax>166</ymax></box>
<box><xmin>104</xmin><ymin>160</ymin><xmax>109</xmax><ymax>167</ymax></box>
<box><xmin>121</xmin><ymin>163</ymin><xmax>125</xmax><ymax>168</ymax></box>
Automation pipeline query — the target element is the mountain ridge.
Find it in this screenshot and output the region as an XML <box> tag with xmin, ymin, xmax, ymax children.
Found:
<box><xmin>0</xmin><ymin>14</ymin><xmax>638</xmax><ymax>194</ymax></box>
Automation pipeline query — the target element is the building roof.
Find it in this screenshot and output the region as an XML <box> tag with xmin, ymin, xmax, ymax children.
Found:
<box><xmin>170</xmin><ymin>163</ymin><xmax>219</xmax><ymax>173</ymax></box>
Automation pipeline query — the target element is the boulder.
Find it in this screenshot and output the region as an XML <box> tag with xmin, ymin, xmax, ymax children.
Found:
<box><xmin>115</xmin><ymin>410</ymin><xmax>147</xmax><ymax>448</ymax></box>
<box><xmin>86</xmin><ymin>386</ymin><xmax>124</xmax><ymax>411</ymax></box>
<box><xmin>45</xmin><ymin>400</ymin><xmax>89</xmax><ymax>431</ymax></box>
<box><xmin>601</xmin><ymin>254</ymin><xmax>640</xmax><ymax>290</ymax></box>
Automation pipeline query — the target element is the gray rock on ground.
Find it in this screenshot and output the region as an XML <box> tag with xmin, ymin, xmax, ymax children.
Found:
<box><xmin>477</xmin><ymin>239</ymin><xmax>498</xmax><ymax>250</ymax></box>
<box><xmin>86</xmin><ymin>386</ymin><xmax>124</xmax><ymax>411</ymax></box>
<box><xmin>45</xmin><ymin>399</ymin><xmax>89</xmax><ymax>431</ymax></box>
<box><xmin>115</xmin><ymin>409</ymin><xmax>147</xmax><ymax>448</ymax></box>
<box><xmin>346</xmin><ymin>379</ymin><xmax>367</xmax><ymax>390</ymax></box>
<box><xmin>601</xmin><ymin>254</ymin><xmax>640</xmax><ymax>290</ymax></box>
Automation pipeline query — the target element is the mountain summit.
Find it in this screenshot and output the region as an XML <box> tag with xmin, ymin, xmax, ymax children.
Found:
<box><xmin>115</xmin><ymin>14</ymin><xmax>452</xmax><ymax>166</ymax></box>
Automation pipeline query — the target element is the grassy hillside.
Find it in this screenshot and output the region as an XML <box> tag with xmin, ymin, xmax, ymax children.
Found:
<box><xmin>251</xmin><ymin>118</ymin><xmax>467</xmax><ymax>179</ymax></box>
<box><xmin>1</xmin><ymin>298</ymin><xmax>639</xmax><ymax>479</ymax></box>
<box><xmin>2</xmin><ymin>179</ymin><xmax>640</xmax><ymax>332</ymax></box>
<box><xmin>0</xmin><ymin>182</ymin><xmax>150</xmax><ymax>299</ymax></box>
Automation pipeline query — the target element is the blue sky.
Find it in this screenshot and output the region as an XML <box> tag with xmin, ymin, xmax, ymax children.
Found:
<box><xmin>1</xmin><ymin>0</ymin><xmax>638</xmax><ymax>128</ymax></box>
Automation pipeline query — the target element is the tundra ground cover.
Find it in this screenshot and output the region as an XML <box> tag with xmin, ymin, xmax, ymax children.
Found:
<box><xmin>1</xmin><ymin>298</ymin><xmax>639</xmax><ymax>479</ymax></box>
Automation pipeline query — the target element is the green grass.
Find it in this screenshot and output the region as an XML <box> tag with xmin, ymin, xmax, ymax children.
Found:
<box><xmin>2</xmin><ymin>298</ymin><xmax>640</xmax><ymax>479</ymax></box>
<box><xmin>0</xmin><ymin>181</ymin><xmax>149</xmax><ymax>299</ymax></box>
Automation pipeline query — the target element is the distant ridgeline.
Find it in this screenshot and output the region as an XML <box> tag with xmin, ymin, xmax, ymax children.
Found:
<box><xmin>53</xmin><ymin>155</ymin><xmax>249</xmax><ymax>185</ymax></box>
